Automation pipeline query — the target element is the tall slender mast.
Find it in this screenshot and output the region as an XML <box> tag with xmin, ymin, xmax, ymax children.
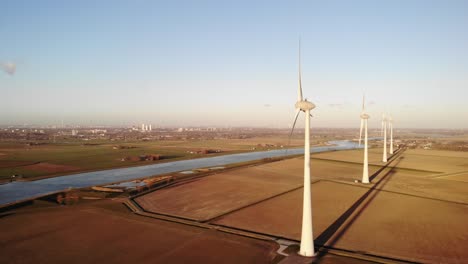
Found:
<box><xmin>389</xmin><ymin>117</ymin><xmax>394</xmax><ymax>154</ymax></box>
<box><xmin>300</xmin><ymin>109</ymin><xmax>314</xmax><ymax>256</ymax></box>
<box><xmin>360</xmin><ymin>94</ymin><xmax>370</xmax><ymax>183</ymax></box>
<box><xmin>363</xmin><ymin>118</ymin><xmax>369</xmax><ymax>183</ymax></box>
<box><xmin>383</xmin><ymin>116</ymin><xmax>388</xmax><ymax>162</ymax></box>
<box><xmin>291</xmin><ymin>39</ymin><xmax>316</xmax><ymax>257</ymax></box>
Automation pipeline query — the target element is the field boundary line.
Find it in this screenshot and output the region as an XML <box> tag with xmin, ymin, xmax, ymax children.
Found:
<box><xmin>322</xmin><ymin>179</ymin><xmax>468</xmax><ymax>206</ymax></box>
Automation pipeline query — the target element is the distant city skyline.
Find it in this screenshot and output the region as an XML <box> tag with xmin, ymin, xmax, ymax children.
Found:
<box><xmin>1</xmin><ymin>1</ymin><xmax>467</xmax><ymax>129</ymax></box>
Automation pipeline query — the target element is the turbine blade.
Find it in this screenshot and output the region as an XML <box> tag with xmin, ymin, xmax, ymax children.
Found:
<box><xmin>381</xmin><ymin>121</ymin><xmax>383</xmax><ymax>136</ymax></box>
<box><xmin>289</xmin><ymin>109</ymin><xmax>301</xmax><ymax>140</ymax></box>
<box><xmin>297</xmin><ymin>39</ymin><xmax>303</xmax><ymax>102</ymax></box>
<box><xmin>287</xmin><ymin>109</ymin><xmax>302</xmax><ymax>149</ymax></box>
<box><xmin>284</xmin><ymin>109</ymin><xmax>302</xmax><ymax>156</ymax></box>
<box><xmin>359</xmin><ymin>119</ymin><xmax>363</xmax><ymax>146</ymax></box>
<box><xmin>362</xmin><ymin>93</ymin><xmax>365</xmax><ymax>112</ymax></box>
<box><xmin>381</xmin><ymin>114</ymin><xmax>385</xmax><ymax>136</ymax></box>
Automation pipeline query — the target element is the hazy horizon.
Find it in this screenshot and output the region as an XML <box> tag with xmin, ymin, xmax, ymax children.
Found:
<box><xmin>2</xmin><ymin>1</ymin><xmax>468</xmax><ymax>129</ymax></box>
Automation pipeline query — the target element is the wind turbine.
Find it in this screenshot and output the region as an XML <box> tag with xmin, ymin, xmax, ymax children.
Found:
<box><xmin>359</xmin><ymin>96</ymin><xmax>364</xmax><ymax>147</ymax></box>
<box><xmin>389</xmin><ymin>116</ymin><xmax>394</xmax><ymax>154</ymax></box>
<box><xmin>289</xmin><ymin>41</ymin><xmax>316</xmax><ymax>257</ymax></box>
<box><xmin>381</xmin><ymin>114</ymin><xmax>388</xmax><ymax>162</ymax></box>
<box><xmin>359</xmin><ymin>95</ymin><xmax>370</xmax><ymax>183</ymax></box>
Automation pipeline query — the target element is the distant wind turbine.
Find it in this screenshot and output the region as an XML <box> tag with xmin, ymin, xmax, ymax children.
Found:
<box><xmin>382</xmin><ymin>114</ymin><xmax>388</xmax><ymax>162</ymax></box>
<box><xmin>289</xmin><ymin>40</ymin><xmax>316</xmax><ymax>257</ymax></box>
<box><xmin>358</xmin><ymin>94</ymin><xmax>366</xmax><ymax>146</ymax></box>
<box><xmin>389</xmin><ymin>116</ymin><xmax>394</xmax><ymax>154</ymax></box>
<box><xmin>359</xmin><ymin>95</ymin><xmax>370</xmax><ymax>183</ymax></box>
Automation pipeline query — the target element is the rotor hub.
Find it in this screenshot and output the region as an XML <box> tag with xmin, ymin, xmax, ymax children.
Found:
<box><xmin>360</xmin><ymin>113</ymin><xmax>370</xmax><ymax>119</ymax></box>
<box><xmin>295</xmin><ymin>100</ymin><xmax>315</xmax><ymax>111</ymax></box>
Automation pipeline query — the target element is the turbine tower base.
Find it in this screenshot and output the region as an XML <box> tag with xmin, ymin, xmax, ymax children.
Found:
<box><xmin>298</xmin><ymin>250</ymin><xmax>318</xmax><ymax>258</ymax></box>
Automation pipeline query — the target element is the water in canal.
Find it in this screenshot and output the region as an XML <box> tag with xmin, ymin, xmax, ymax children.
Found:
<box><xmin>0</xmin><ymin>140</ymin><xmax>360</xmax><ymax>206</ymax></box>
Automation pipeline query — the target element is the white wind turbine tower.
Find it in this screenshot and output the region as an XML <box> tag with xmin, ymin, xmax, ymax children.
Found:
<box><xmin>359</xmin><ymin>95</ymin><xmax>370</xmax><ymax>184</ymax></box>
<box><xmin>381</xmin><ymin>114</ymin><xmax>388</xmax><ymax>162</ymax></box>
<box><xmin>289</xmin><ymin>41</ymin><xmax>316</xmax><ymax>257</ymax></box>
<box><xmin>389</xmin><ymin>116</ymin><xmax>394</xmax><ymax>154</ymax></box>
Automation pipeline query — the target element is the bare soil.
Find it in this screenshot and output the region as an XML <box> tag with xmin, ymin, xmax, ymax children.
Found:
<box><xmin>436</xmin><ymin>172</ymin><xmax>468</xmax><ymax>183</ymax></box>
<box><xmin>325</xmin><ymin>189</ymin><xmax>468</xmax><ymax>263</ymax></box>
<box><xmin>136</xmin><ymin>148</ymin><xmax>468</xmax><ymax>263</ymax></box>
<box><xmin>3</xmin><ymin>148</ymin><xmax>468</xmax><ymax>263</ymax></box>
<box><xmin>212</xmin><ymin>181</ymin><xmax>368</xmax><ymax>240</ymax></box>
<box><xmin>0</xmin><ymin>160</ymin><xmax>36</xmax><ymax>168</ymax></box>
<box><xmin>0</xmin><ymin>200</ymin><xmax>278</xmax><ymax>264</ymax></box>
<box><xmin>23</xmin><ymin>162</ymin><xmax>80</xmax><ymax>173</ymax></box>
<box><xmin>135</xmin><ymin>164</ymin><xmax>304</xmax><ymax>221</ymax></box>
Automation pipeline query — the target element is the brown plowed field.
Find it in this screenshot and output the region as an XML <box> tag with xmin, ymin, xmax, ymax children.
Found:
<box><xmin>213</xmin><ymin>181</ymin><xmax>368</xmax><ymax>240</ymax></box>
<box><xmin>135</xmin><ymin>164</ymin><xmax>304</xmax><ymax>221</ymax></box>
<box><xmin>436</xmin><ymin>172</ymin><xmax>468</xmax><ymax>183</ymax></box>
<box><xmin>3</xmin><ymin>148</ymin><xmax>468</xmax><ymax>263</ymax></box>
<box><xmin>325</xmin><ymin>189</ymin><xmax>468</xmax><ymax>263</ymax></box>
<box><xmin>23</xmin><ymin>162</ymin><xmax>80</xmax><ymax>173</ymax></box>
<box><xmin>135</xmin><ymin>149</ymin><xmax>468</xmax><ymax>263</ymax></box>
<box><xmin>0</xmin><ymin>201</ymin><xmax>278</xmax><ymax>264</ymax></box>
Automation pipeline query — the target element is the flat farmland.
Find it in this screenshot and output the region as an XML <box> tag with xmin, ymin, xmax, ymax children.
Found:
<box><xmin>212</xmin><ymin>178</ymin><xmax>468</xmax><ymax>263</ymax></box>
<box><xmin>311</xmin><ymin>148</ymin><xmax>371</xmax><ymax>163</ymax></box>
<box><xmin>311</xmin><ymin>148</ymin><xmax>390</xmax><ymax>166</ymax></box>
<box><xmin>375</xmin><ymin>172</ymin><xmax>468</xmax><ymax>203</ymax></box>
<box><xmin>436</xmin><ymin>172</ymin><xmax>468</xmax><ymax>183</ymax></box>
<box><xmin>134</xmin><ymin>148</ymin><xmax>468</xmax><ymax>263</ymax></box>
<box><xmin>135</xmin><ymin>151</ymin><xmax>439</xmax><ymax>222</ymax></box>
<box><xmin>3</xmin><ymin>146</ymin><xmax>467</xmax><ymax>263</ymax></box>
<box><xmin>134</xmin><ymin>155</ymin><xmax>381</xmax><ymax>222</ymax></box>
<box><xmin>321</xmin><ymin>189</ymin><xmax>468</xmax><ymax>263</ymax></box>
<box><xmin>0</xmin><ymin>135</ymin><xmax>327</xmax><ymax>182</ymax></box>
<box><xmin>135</xmin><ymin>164</ymin><xmax>305</xmax><ymax>221</ymax></box>
<box><xmin>212</xmin><ymin>181</ymin><xmax>369</xmax><ymax>240</ymax></box>
<box><xmin>314</xmin><ymin>148</ymin><xmax>468</xmax><ymax>175</ymax></box>
<box><xmin>0</xmin><ymin>142</ymin><xmax>190</xmax><ymax>181</ymax></box>
<box><xmin>0</xmin><ymin>200</ymin><xmax>278</xmax><ymax>264</ymax></box>
<box><xmin>394</xmin><ymin>150</ymin><xmax>468</xmax><ymax>174</ymax></box>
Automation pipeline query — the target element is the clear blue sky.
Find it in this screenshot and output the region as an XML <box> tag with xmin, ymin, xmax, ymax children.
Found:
<box><xmin>1</xmin><ymin>0</ymin><xmax>467</xmax><ymax>128</ymax></box>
